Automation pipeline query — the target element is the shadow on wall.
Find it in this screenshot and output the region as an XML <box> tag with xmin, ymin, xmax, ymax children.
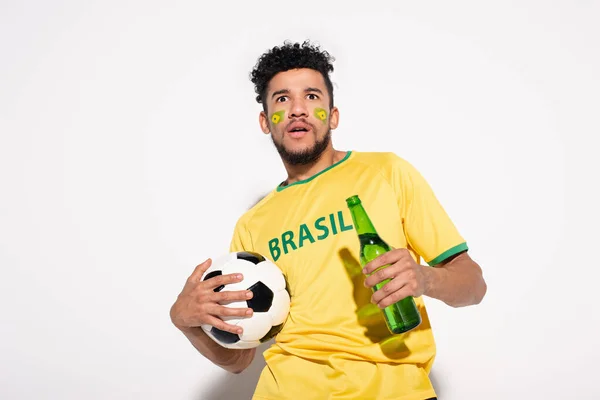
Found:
<box><xmin>198</xmin><ymin>340</ymin><xmax>271</xmax><ymax>400</ymax></box>
<box><xmin>248</xmin><ymin>193</ymin><xmax>270</xmax><ymax>210</ymax></box>
<box><xmin>430</xmin><ymin>369</ymin><xmax>443</xmax><ymax>398</ymax></box>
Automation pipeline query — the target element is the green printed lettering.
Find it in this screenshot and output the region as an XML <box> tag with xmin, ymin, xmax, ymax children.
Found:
<box><xmin>338</xmin><ymin>211</ymin><xmax>353</xmax><ymax>232</ymax></box>
<box><xmin>298</xmin><ymin>224</ymin><xmax>315</xmax><ymax>248</ymax></box>
<box><xmin>315</xmin><ymin>216</ymin><xmax>329</xmax><ymax>240</ymax></box>
<box><xmin>281</xmin><ymin>230</ymin><xmax>297</xmax><ymax>254</ymax></box>
<box><xmin>329</xmin><ymin>213</ymin><xmax>338</xmax><ymax>235</ymax></box>
<box><xmin>267</xmin><ymin>209</ymin><xmax>353</xmax><ymax>258</ymax></box>
<box><xmin>269</xmin><ymin>238</ymin><xmax>281</xmax><ymax>262</ymax></box>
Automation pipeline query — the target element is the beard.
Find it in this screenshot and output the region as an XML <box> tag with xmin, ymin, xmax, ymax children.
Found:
<box><xmin>271</xmin><ymin>129</ymin><xmax>331</xmax><ymax>166</ymax></box>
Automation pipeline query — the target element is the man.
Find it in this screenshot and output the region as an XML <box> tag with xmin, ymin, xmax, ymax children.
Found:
<box><xmin>170</xmin><ymin>40</ymin><xmax>487</xmax><ymax>400</ymax></box>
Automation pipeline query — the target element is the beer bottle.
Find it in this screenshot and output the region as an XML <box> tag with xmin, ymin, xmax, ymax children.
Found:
<box><xmin>346</xmin><ymin>195</ymin><xmax>421</xmax><ymax>334</ymax></box>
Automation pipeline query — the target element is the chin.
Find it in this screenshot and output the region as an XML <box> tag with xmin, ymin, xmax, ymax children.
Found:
<box><xmin>284</xmin><ymin>142</ymin><xmax>314</xmax><ymax>153</ymax></box>
<box><xmin>272</xmin><ymin>129</ymin><xmax>331</xmax><ymax>165</ymax></box>
<box><xmin>281</xmin><ymin>138</ymin><xmax>314</xmax><ymax>151</ymax></box>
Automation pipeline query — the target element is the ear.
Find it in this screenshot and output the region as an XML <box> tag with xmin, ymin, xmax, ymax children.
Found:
<box><xmin>259</xmin><ymin>111</ymin><xmax>270</xmax><ymax>134</ymax></box>
<box><xmin>329</xmin><ymin>106</ymin><xmax>340</xmax><ymax>130</ymax></box>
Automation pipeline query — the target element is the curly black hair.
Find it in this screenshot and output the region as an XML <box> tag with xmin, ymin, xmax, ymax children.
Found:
<box><xmin>249</xmin><ymin>40</ymin><xmax>335</xmax><ymax>112</ymax></box>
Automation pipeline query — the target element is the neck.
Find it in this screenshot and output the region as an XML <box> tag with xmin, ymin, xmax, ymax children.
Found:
<box><xmin>281</xmin><ymin>146</ymin><xmax>346</xmax><ymax>186</ymax></box>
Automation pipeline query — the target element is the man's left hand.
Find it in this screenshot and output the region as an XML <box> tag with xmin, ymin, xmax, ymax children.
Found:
<box><xmin>363</xmin><ymin>248</ymin><xmax>429</xmax><ymax>308</ymax></box>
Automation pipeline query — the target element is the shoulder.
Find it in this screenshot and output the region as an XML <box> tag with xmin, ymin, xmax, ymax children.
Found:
<box><xmin>232</xmin><ymin>189</ymin><xmax>277</xmax><ymax>229</ymax></box>
<box><xmin>350</xmin><ymin>150</ymin><xmax>417</xmax><ymax>175</ymax></box>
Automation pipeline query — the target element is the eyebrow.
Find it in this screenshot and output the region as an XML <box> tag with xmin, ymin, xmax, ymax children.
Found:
<box><xmin>271</xmin><ymin>87</ymin><xmax>324</xmax><ymax>99</ymax></box>
<box><xmin>271</xmin><ymin>89</ymin><xmax>289</xmax><ymax>99</ymax></box>
<box><xmin>305</xmin><ymin>87</ymin><xmax>324</xmax><ymax>95</ymax></box>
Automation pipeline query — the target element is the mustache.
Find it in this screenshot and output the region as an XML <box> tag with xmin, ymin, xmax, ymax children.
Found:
<box><xmin>285</xmin><ymin>118</ymin><xmax>315</xmax><ymax>131</ymax></box>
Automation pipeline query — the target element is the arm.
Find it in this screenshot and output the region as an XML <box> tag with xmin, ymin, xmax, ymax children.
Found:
<box><xmin>174</xmin><ymin>324</ymin><xmax>256</xmax><ymax>374</ymax></box>
<box><xmin>363</xmin><ymin>248</ymin><xmax>487</xmax><ymax>309</ymax></box>
<box><xmin>421</xmin><ymin>251</ymin><xmax>487</xmax><ymax>307</ymax></box>
<box><xmin>171</xmin><ymin>214</ymin><xmax>260</xmax><ymax>373</ymax></box>
<box><xmin>170</xmin><ymin>259</ymin><xmax>256</xmax><ymax>374</ymax></box>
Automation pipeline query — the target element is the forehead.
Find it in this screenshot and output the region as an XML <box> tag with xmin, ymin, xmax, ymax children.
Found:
<box><xmin>267</xmin><ymin>68</ymin><xmax>327</xmax><ymax>94</ymax></box>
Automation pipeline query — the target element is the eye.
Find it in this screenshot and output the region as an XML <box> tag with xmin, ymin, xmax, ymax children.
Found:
<box><xmin>276</xmin><ymin>96</ymin><xmax>288</xmax><ymax>103</ymax></box>
<box><xmin>307</xmin><ymin>93</ymin><xmax>319</xmax><ymax>100</ymax></box>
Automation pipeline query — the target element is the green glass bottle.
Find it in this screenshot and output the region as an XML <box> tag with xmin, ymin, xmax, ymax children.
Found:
<box><xmin>346</xmin><ymin>195</ymin><xmax>421</xmax><ymax>334</ymax></box>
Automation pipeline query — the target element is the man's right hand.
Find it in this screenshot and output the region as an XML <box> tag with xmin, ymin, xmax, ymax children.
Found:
<box><xmin>170</xmin><ymin>258</ymin><xmax>254</xmax><ymax>335</ymax></box>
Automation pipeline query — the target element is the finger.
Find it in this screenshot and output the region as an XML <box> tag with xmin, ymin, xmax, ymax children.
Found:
<box><xmin>371</xmin><ymin>276</ymin><xmax>408</xmax><ymax>304</ymax></box>
<box><xmin>364</xmin><ymin>264</ymin><xmax>400</xmax><ymax>288</ymax></box>
<box><xmin>205</xmin><ymin>315</ymin><xmax>244</xmax><ymax>335</ymax></box>
<box><xmin>210</xmin><ymin>303</ymin><xmax>254</xmax><ymax>318</ymax></box>
<box><xmin>363</xmin><ymin>248</ymin><xmax>409</xmax><ymax>275</ymax></box>
<box><xmin>189</xmin><ymin>258</ymin><xmax>212</xmax><ymax>281</ymax></box>
<box><xmin>203</xmin><ymin>272</ymin><xmax>245</xmax><ymax>291</ymax></box>
<box><xmin>375</xmin><ymin>285</ymin><xmax>413</xmax><ymax>309</ymax></box>
<box><xmin>212</xmin><ymin>289</ymin><xmax>253</xmax><ymax>304</ymax></box>
<box><xmin>364</xmin><ymin>257</ymin><xmax>414</xmax><ymax>286</ymax></box>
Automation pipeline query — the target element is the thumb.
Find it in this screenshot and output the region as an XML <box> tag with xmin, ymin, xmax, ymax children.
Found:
<box><xmin>189</xmin><ymin>258</ymin><xmax>212</xmax><ymax>281</ymax></box>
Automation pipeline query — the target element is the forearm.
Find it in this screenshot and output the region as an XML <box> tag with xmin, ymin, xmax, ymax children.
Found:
<box><xmin>180</xmin><ymin>326</ymin><xmax>256</xmax><ymax>374</ymax></box>
<box><xmin>422</xmin><ymin>253</ymin><xmax>487</xmax><ymax>307</ymax></box>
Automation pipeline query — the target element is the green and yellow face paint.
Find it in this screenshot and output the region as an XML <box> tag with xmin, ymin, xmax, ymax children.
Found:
<box><xmin>314</xmin><ymin>107</ymin><xmax>328</xmax><ymax>123</ymax></box>
<box><xmin>270</xmin><ymin>110</ymin><xmax>285</xmax><ymax>125</ymax></box>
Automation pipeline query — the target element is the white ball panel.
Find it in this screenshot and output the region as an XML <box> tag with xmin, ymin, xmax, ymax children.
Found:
<box><xmin>198</xmin><ymin>252</ymin><xmax>291</xmax><ymax>349</ymax></box>
<box><xmin>217</xmin><ymin>280</ymin><xmax>249</xmax><ymax>292</ymax></box>
<box><xmin>221</xmin><ymin>258</ymin><xmax>260</xmax><ymax>275</ymax></box>
<box><xmin>255</xmin><ymin>262</ymin><xmax>286</xmax><ymax>291</ymax></box>
<box><xmin>237</xmin><ymin>312</ymin><xmax>272</xmax><ymax>341</ymax></box>
<box><xmin>211</xmin><ymin>253</ymin><xmax>237</xmax><ymax>269</ymax></box>
<box><xmin>223</xmin><ymin>339</ymin><xmax>261</xmax><ymax>350</ymax></box>
<box><xmin>269</xmin><ymin>289</ymin><xmax>291</xmax><ymax>326</ymax></box>
<box><xmin>200</xmin><ymin>252</ymin><xmax>236</xmax><ymax>280</ymax></box>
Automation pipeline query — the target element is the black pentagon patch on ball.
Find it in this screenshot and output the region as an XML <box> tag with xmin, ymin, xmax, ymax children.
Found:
<box><xmin>246</xmin><ymin>281</ymin><xmax>273</xmax><ymax>312</ymax></box>
<box><xmin>203</xmin><ymin>270</ymin><xmax>224</xmax><ymax>292</ymax></box>
<box><xmin>236</xmin><ymin>251</ymin><xmax>266</xmax><ymax>265</ymax></box>
<box><xmin>210</xmin><ymin>327</ymin><xmax>240</xmax><ymax>344</ymax></box>
<box><xmin>260</xmin><ymin>323</ymin><xmax>284</xmax><ymax>343</ymax></box>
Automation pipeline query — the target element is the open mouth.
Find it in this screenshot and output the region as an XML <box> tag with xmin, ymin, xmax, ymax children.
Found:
<box><xmin>287</xmin><ymin>121</ymin><xmax>312</xmax><ymax>137</ymax></box>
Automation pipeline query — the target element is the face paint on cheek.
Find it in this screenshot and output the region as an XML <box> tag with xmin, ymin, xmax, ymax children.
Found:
<box><xmin>270</xmin><ymin>110</ymin><xmax>285</xmax><ymax>125</ymax></box>
<box><xmin>314</xmin><ymin>108</ymin><xmax>328</xmax><ymax>123</ymax></box>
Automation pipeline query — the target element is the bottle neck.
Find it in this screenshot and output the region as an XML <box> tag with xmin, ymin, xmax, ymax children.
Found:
<box><xmin>347</xmin><ymin>203</ymin><xmax>378</xmax><ymax>235</ymax></box>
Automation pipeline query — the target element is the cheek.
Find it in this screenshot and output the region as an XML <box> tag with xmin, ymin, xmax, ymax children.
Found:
<box><xmin>313</xmin><ymin>107</ymin><xmax>328</xmax><ymax>122</ymax></box>
<box><xmin>270</xmin><ymin>110</ymin><xmax>286</xmax><ymax>126</ymax></box>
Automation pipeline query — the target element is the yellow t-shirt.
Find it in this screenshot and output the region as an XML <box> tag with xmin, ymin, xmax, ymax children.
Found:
<box><xmin>229</xmin><ymin>151</ymin><xmax>467</xmax><ymax>400</ymax></box>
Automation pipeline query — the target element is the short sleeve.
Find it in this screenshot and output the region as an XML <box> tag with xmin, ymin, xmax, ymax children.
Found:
<box><xmin>229</xmin><ymin>216</ymin><xmax>253</xmax><ymax>253</ymax></box>
<box><xmin>391</xmin><ymin>155</ymin><xmax>468</xmax><ymax>266</ymax></box>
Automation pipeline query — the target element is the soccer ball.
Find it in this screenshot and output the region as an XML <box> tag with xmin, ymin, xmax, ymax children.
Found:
<box><xmin>200</xmin><ymin>251</ymin><xmax>290</xmax><ymax>349</ymax></box>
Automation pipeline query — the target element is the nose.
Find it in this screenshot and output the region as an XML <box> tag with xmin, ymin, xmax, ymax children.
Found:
<box><xmin>289</xmin><ymin>97</ymin><xmax>308</xmax><ymax>119</ymax></box>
